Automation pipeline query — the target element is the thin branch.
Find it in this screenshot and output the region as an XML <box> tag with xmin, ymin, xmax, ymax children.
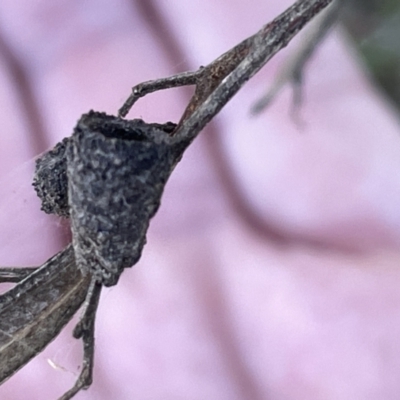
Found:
<box><xmin>120</xmin><ymin>0</ymin><xmax>334</xmax><ymax>149</ymax></box>
<box><xmin>250</xmin><ymin>0</ymin><xmax>342</xmax><ymax>116</ymax></box>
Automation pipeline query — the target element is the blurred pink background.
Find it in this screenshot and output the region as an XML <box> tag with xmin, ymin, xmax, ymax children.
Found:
<box><xmin>1</xmin><ymin>1</ymin><xmax>400</xmax><ymax>399</ymax></box>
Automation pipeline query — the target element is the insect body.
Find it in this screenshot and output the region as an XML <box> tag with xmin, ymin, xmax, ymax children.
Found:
<box><xmin>35</xmin><ymin>111</ymin><xmax>179</xmax><ymax>286</ymax></box>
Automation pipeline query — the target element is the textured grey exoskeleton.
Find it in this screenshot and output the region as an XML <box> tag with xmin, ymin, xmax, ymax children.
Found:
<box><xmin>33</xmin><ymin>137</ymin><xmax>70</xmax><ymax>218</ymax></box>
<box><xmin>35</xmin><ymin>111</ymin><xmax>180</xmax><ymax>286</ymax></box>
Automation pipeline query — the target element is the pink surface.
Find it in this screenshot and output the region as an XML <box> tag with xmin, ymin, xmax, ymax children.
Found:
<box><xmin>1</xmin><ymin>1</ymin><xmax>400</xmax><ymax>399</ymax></box>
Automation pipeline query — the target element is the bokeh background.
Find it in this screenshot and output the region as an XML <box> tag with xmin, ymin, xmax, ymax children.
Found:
<box><xmin>1</xmin><ymin>1</ymin><xmax>400</xmax><ymax>399</ymax></box>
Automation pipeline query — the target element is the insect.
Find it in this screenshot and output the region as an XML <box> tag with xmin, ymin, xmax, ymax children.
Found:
<box><xmin>0</xmin><ymin>1</ymin><xmax>333</xmax><ymax>398</ymax></box>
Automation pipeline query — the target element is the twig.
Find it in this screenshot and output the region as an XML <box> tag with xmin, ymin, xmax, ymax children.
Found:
<box><xmin>250</xmin><ymin>0</ymin><xmax>342</xmax><ymax>117</ymax></box>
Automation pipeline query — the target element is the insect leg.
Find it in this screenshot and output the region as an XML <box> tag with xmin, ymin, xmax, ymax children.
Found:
<box><xmin>118</xmin><ymin>70</ymin><xmax>200</xmax><ymax>117</ymax></box>
<box><xmin>58</xmin><ymin>278</ymin><xmax>102</xmax><ymax>400</ymax></box>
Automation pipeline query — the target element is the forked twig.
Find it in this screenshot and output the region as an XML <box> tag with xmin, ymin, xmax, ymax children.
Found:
<box><xmin>119</xmin><ymin>0</ymin><xmax>334</xmax><ymax>144</ymax></box>
<box><xmin>250</xmin><ymin>0</ymin><xmax>342</xmax><ymax>116</ymax></box>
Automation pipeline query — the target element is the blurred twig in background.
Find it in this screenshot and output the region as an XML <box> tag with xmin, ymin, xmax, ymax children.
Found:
<box><xmin>252</xmin><ymin>0</ymin><xmax>400</xmax><ymax>118</ymax></box>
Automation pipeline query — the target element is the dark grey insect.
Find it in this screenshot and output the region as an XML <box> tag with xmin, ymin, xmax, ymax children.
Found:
<box><xmin>34</xmin><ymin>112</ymin><xmax>180</xmax><ymax>287</ymax></box>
